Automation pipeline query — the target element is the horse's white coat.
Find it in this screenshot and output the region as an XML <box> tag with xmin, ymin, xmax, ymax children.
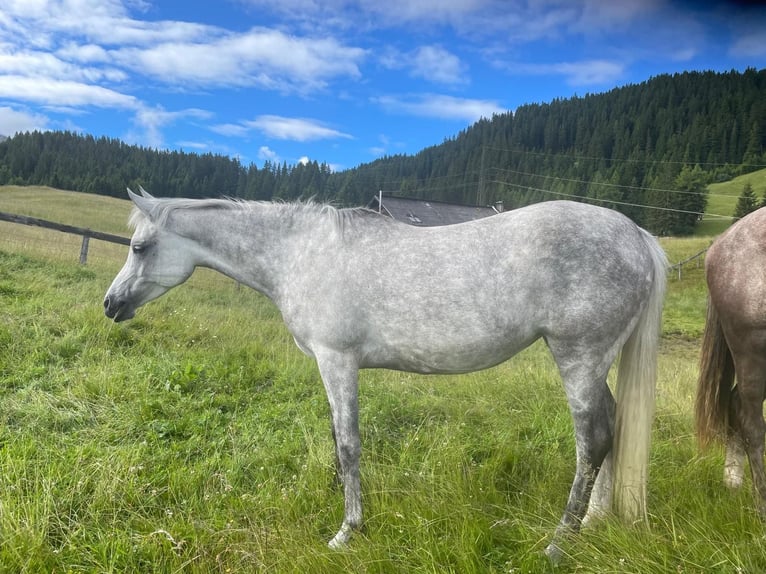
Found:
<box><xmin>105</xmin><ymin>188</ymin><xmax>666</xmax><ymax>559</ymax></box>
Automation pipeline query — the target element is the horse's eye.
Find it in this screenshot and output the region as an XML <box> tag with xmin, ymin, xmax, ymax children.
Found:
<box><xmin>132</xmin><ymin>243</ymin><xmax>146</xmax><ymax>254</ymax></box>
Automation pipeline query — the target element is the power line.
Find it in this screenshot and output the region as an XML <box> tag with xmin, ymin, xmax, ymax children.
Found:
<box><xmin>482</xmin><ymin>144</ymin><xmax>766</xmax><ymax>170</ymax></box>
<box><xmin>488</xmin><ymin>180</ymin><xmax>736</xmax><ymax>220</ymax></box>
<box><xmin>488</xmin><ymin>165</ymin><xmax>741</xmax><ymax>200</ymax></box>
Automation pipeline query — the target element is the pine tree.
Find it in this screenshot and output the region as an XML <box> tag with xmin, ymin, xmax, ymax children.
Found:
<box><xmin>734</xmin><ymin>182</ymin><xmax>759</xmax><ymax>219</ymax></box>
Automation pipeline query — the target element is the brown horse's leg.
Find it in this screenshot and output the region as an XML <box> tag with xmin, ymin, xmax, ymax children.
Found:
<box><xmin>731</xmin><ymin>353</ymin><xmax>766</xmax><ymax>514</ymax></box>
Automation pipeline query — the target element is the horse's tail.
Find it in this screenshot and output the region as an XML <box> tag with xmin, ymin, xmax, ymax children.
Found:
<box><xmin>694</xmin><ymin>298</ymin><xmax>735</xmax><ymax>449</ymax></box>
<box><xmin>612</xmin><ymin>229</ymin><xmax>667</xmax><ymax>524</ymax></box>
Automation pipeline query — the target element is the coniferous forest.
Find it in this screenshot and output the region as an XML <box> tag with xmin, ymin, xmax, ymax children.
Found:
<box><xmin>0</xmin><ymin>68</ymin><xmax>764</xmax><ymax>235</ymax></box>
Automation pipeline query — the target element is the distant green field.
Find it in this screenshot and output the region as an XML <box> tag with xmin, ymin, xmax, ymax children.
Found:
<box><xmin>696</xmin><ymin>167</ymin><xmax>766</xmax><ymax>236</ymax></box>
<box><xmin>1</xmin><ymin>185</ymin><xmax>765</xmax><ymax>573</ymax></box>
<box><xmin>0</xmin><ymin>185</ymin><xmax>133</xmax><ymax>234</ymax></box>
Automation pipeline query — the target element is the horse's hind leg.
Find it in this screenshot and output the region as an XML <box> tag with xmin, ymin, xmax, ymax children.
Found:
<box><xmin>724</xmin><ymin>432</ymin><xmax>746</xmax><ymax>490</ymax></box>
<box><xmin>730</xmin><ymin>351</ymin><xmax>766</xmax><ymax>514</ymax></box>
<box><xmin>583</xmin><ymin>448</ymin><xmax>613</xmax><ymax>526</ymax></box>
<box><xmin>544</xmin><ymin>360</ymin><xmax>614</xmax><ymax>559</ymax></box>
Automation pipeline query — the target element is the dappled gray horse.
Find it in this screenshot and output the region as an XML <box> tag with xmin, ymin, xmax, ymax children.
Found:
<box><xmin>697</xmin><ymin>206</ymin><xmax>766</xmax><ymax>514</ymax></box>
<box><xmin>104</xmin><ymin>188</ymin><xmax>666</xmax><ymax>559</ymax></box>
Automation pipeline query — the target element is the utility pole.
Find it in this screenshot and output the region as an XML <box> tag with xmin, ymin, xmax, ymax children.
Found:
<box><xmin>477</xmin><ymin>145</ymin><xmax>486</xmax><ymax>206</ymax></box>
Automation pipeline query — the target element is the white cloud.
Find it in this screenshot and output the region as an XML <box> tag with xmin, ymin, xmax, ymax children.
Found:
<box><xmin>243</xmin><ymin>115</ymin><xmax>353</xmax><ymax>142</ymax></box>
<box><xmin>111</xmin><ymin>28</ymin><xmax>366</xmax><ymax>92</ymax></box>
<box><xmin>369</xmin><ymin>146</ymin><xmax>386</xmax><ymax>156</ymax></box>
<box><xmin>56</xmin><ymin>42</ymin><xmax>111</xmax><ymax>64</ymax></box>
<box><xmin>131</xmin><ymin>106</ymin><xmax>213</xmax><ymax>148</ymax></box>
<box><xmin>373</xmin><ymin>94</ymin><xmax>505</xmax><ymax>122</ymax></box>
<box><xmin>576</xmin><ymin>0</ymin><xmax>661</xmax><ymax>31</ymax></box>
<box><xmin>210</xmin><ymin>123</ymin><xmax>251</xmax><ymax>138</ymax></box>
<box><xmin>0</xmin><ymin>75</ymin><xmax>138</xmax><ymax>108</ymax></box>
<box><xmin>298</xmin><ymin>156</ymin><xmax>310</xmax><ymax>165</ymax></box>
<box><xmin>241</xmin><ymin>0</ymin><xmax>494</xmax><ymax>29</ymax></box>
<box><xmin>176</xmin><ymin>140</ymin><xmax>209</xmax><ymax>150</ymax></box>
<box><xmin>0</xmin><ymin>106</ymin><xmax>49</xmax><ymax>135</ymax></box>
<box><xmin>212</xmin><ymin>115</ymin><xmax>353</xmax><ymax>142</ymax></box>
<box><xmin>0</xmin><ymin>47</ymin><xmax>125</xmax><ymax>83</ymax></box>
<box><xmin>411</xmin><ymin>46</ymin><xmax>467</xmax><ymax>85</ymax></box>
<box><xmin>258</xmin><ymin>145</ymin><xmax>279</xmax><ymax>163</ymax></box>
<box><xmin>0</xmin><ymin>0</ymin><xmax>214</xmax><ymax>47</ymax></box>
<box><xmin>503</xmin><ymin>59</ymin><xmax>625</xmax><ymax>86</ymax></box>
<box><xmin>381</xmin><ymin>45</ymin><xmax>468</xmax><ymax>85</ymax></box>
<box><xmin>1</xmin><ymin>2</ymin><xmax>367</xmax><ymax>97</ymax></box>
<box><xmin>730</xmin><ymin>29</ymin><xmax>766</xmax><ymax>58</ymax></box>
<box><xmin>551</xmin><ymin>60</ymin><xmax>625</xmax><ymax>85</ymax></box>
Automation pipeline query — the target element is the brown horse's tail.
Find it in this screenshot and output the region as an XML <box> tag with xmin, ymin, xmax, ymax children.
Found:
<box><xmin>695</xmin><ymin>298</ymin><xmax>736</xmax><ymax>449</ymax></box>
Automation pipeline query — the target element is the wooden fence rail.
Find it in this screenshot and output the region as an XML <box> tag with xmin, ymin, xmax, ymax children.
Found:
<box><xmin>0</xmin><ymin>210</ymin><xmax>130</xmax><ymax>265</ymax></box>
<box><xmin>669</xmin><ymin>247</ymin><xmax>708</xmax><ymax>280</ymax></box>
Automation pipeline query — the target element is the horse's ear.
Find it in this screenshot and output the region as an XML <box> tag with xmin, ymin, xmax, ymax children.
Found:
<box><xmin>127</xmin><ymin>187</ymin><xmax>155</xmax><ymax>216</ymax></box>
<box><xmin>137</xmin><ymin>185</ymin><xmax>154</xmax><ymax>199</ymax></box>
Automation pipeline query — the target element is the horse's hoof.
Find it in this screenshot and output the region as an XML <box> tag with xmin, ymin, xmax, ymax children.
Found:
<box><xmin>328</xmin><ymin>525</ymin><xmax>353</xmax><ymax>550</ymax></box>
<box><xmin>723</xmin><ymin>465</ymin><xmax>744</xmax><ymax>489</ymax></box>
<box><xmin>544</xmin><ymin>542</ymin><xmax>564</xmax><ymax>564</ymax></box>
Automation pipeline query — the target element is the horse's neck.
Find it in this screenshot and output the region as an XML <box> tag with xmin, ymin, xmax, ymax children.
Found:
<box><xmin>173</xmin><ymin>203</ymin><xmax>331</xmax><ymax>301</ymax></box>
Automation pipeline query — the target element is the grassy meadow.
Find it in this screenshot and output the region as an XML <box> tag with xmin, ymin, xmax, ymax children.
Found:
<box><xmin>696</xmin><ymin>167</ymin><xmax>766</xmax><ymax>236</ymax></box>
<box><xmin>1</xmin><ymin>186</ymin><xmax>765</xmax><ymax>572</ymax></box>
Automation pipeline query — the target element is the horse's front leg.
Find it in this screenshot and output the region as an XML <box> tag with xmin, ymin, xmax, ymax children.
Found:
<box><xmin>315</xmin><ymin>350</ymin><xmax>363</xmax><ymax>548</ymax></box>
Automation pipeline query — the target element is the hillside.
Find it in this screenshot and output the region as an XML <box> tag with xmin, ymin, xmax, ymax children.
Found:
<box><xmin>0</xmin><ymin>69</ymin><xmax>764</xmax><ymax>236</ymax></box>
<box><xmin>696</xmin><ymin>167</ymin><xmax>766</xmax><ymax>235</ymax></box>
<box><xmin>0</xmin><ymin>185</ymin><xmax>132</xmax><ymax>235</ymax></box>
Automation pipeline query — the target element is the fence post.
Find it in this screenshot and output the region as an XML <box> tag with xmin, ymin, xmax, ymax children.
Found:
<box><xmin>79</xmin><ymin>235</ymin><xmax>90</xmax><ymax>265</ymax></box>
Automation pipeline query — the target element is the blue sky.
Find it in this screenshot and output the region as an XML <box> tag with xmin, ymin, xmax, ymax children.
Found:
<box><xmin>0</xmin><ymin>0</ymin><xmax>764</xmax><ymax>172</ymax></box>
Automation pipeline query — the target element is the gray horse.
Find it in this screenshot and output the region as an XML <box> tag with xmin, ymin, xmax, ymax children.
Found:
<box><xmin>104</xmin><ymin>188</ymin><xmax>666</xmax><ymax>559</ymax></box>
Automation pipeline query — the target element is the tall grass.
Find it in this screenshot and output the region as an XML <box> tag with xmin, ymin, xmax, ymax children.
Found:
<box><xmin>1</xmin><ymin>187</ymin><xmax>764</xmax><ymax>572</ymax></box>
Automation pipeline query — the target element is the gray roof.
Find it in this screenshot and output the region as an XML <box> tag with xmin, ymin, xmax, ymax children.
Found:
<box><xmin>369</xmin><ymin>195</ymin><xmax>498</xmax><ymax>226</ymax></box>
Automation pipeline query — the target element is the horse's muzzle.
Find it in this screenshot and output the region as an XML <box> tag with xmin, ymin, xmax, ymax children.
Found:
<box><xmin>103</xmin><ymin>295</ymin><xmax>135</xmax><ymax>322</ymax></box>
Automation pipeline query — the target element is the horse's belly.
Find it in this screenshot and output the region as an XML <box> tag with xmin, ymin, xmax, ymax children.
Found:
<box><xmin>358</xmin><ymin>330</ymin><xmax>538</xmax><ymax>374</ymax></box>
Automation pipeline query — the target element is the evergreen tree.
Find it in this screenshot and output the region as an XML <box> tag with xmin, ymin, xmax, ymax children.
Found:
<box><xmin>671</xmin><ymin>165</ymin><xmax>708</xmax><ymax>235</ymax></box>
<box><xmin>734</xmin><ymin>182</ymin><xmax>759</xmax><ymax>219</ymax></box>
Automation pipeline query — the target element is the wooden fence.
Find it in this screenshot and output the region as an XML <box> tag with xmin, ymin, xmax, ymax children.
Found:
<box><xmin>0</xmin><ymin>210</ymin><xmax>129</xmax><ymax>265</ymax></box>
<box><xmin>669</xmin><ymin>247</ymin><xmax>708</xmax><ymax>280</ymax></box>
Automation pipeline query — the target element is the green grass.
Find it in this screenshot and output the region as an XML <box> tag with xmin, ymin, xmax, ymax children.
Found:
<box><xmin>696</xmin><ymin>167</ymin><xmax>766</xmax><ymax>236</ymax></box>
<box><xmin>0</xmin><ymin>185</ymin><xmax>133</xmax><ymax>234</ymax></box>
<box><xmin>0</xmin><ymin>186</ymin><xmax>764</xmax><ymax>572</ymax></box>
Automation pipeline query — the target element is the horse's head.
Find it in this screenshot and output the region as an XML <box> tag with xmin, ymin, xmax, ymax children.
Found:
<box><xmin>104</xmin><ymin>187</ymin><xmax>198</xmax><ymax>322</ymax></box>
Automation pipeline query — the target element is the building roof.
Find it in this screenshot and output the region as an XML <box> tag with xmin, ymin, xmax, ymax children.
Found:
<box><xmin>368</xmin><ymin>195</ymin><xmax>499</xmax><ymax>227</ymax></box>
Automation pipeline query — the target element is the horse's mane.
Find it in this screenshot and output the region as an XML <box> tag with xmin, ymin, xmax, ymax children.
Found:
<box><xmin>129</xmin><ymin>196</ymin><xmax>386</xmax><ymax>234</ymax></box>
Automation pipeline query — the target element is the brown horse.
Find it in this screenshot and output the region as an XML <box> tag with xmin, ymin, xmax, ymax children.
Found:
<box><xmin>696</xmin><ymin>206</ymin><xmax>766</xmax><ymax>513</ymax></box>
